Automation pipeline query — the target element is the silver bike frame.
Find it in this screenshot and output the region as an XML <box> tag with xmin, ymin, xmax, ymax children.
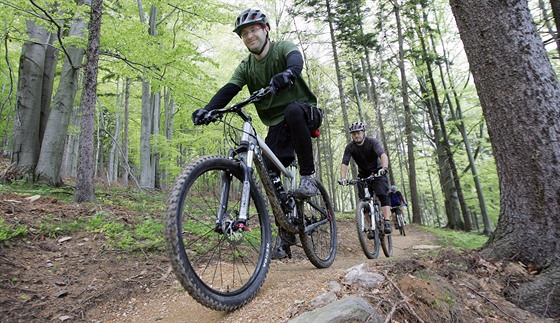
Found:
<box><xmin>236</xmin><ymin>121</ymin><xmax>295</xmax><ymax>221</ymax></box>
<box><xmin>361</xmin><ymin>182</ymin><xmax>378</xmax><ymax>232</ymax></box>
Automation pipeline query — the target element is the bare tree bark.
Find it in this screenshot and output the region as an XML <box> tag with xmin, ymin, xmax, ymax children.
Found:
<box><xmin>394</xmin><ymin>3</ymin><xmax>423</xmax><ymax>223</ymax></box>
<box><xmin>12</xmin><ymin>21</ymin><xmax>53</xmax><ymax>176</ymax></box>
<box><xmin>36</xmin><ymin>1</ymin><xmax>87</xmax><ymax>186</ymax></box>
<box><xmin>122</xmin><ymin>79</ymin><xmax>130</xmax><ymax>186</ymax></box>
<box><xmin>451</xmin><ymin>0</ymin><xmax>560</xmax><ymax>316</ymax></box>
<box><xmin>75</xmin><ymin>0</ymin><xmax>103</xmax><ymax>203</ymax></box>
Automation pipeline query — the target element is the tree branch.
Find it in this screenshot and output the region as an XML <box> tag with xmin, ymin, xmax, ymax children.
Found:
<box><xmin>383</xmin><ymin>271</ymin><xmax>426</xmax><ymax>323</ymax></box>
<box><xmin>1</xmin><ymin>19</ymin><xmax>14</xmax><ymax>115</ymax></box>
<box><xmin>99</xmin><ymin>50</ymin><xmax>163</xmax><ymax>78</ymax></box>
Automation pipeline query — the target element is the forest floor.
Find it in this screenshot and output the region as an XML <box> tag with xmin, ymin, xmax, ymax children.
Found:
<box><xmin>0</xmin><ymin>190</ymin><xmax>555</xmax><ymax>323</ymax></box>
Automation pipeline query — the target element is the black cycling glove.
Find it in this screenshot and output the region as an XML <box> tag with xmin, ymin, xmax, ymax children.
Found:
<box><xmin>269</xmin><ymin>69</ymin><xmax>296</xmax><ymax>94</ymax></box>
<box><xmin>192</xmin><ymin>108</ymin><xmax>209</xmax><ymax>125</ymax></box>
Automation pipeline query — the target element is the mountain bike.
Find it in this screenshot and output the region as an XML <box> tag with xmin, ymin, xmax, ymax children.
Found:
<box><xmin>164</xmin><ymin>87</ymin><xmax>337</xmax><ymax>311</ymax></box>
<box><xmin>346</xmin><ymin>175</ymin><xmax>392</xmax><ymax>259</ymax></box>
<box><xmin>392</xmin><ymin>206</ymin><xmax>406</xmax><ymax>236</ymax></box>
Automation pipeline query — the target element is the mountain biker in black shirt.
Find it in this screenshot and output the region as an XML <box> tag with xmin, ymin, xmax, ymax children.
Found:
<box><xmin>339</xmin><ymin>122</ymin><xmax>392</xmax><ymax>234</ymax></box>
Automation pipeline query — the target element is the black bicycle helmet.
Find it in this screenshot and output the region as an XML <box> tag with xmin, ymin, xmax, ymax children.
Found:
<box><xmin>233</xmin><ymin>8</ymin><xmax>270</xmax><ymax>36</ymax></box>
<box><xmin>349</xmin><ymin>122</ymin><xmax>365</xmax><ymax>133</ymax></box>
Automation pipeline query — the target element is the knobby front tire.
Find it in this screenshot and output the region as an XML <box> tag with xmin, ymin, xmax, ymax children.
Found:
<box><xmin>299</xmin><ymin>179</ymin><xmax>337</xmax><ymax>268</ymax></box>
<box><xmin>165</xmin><ymin>155</ymin><xmax>272</xmax><ymax>311</ymax></box>
<box><xmin>355</xmin><ymin>201</ymin><xmax>380</xmax><ymax>259</ymax></box>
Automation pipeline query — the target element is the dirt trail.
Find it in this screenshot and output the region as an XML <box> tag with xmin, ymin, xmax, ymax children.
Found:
<box><xmin>112</xmin><ymin>224</ymin><xmax>435</xmax><ymax>323</ymax></box>
<box><xmin>2</xmin><ymin>191</ymin><xmax>551</xmax><ymax>323</ymax></box>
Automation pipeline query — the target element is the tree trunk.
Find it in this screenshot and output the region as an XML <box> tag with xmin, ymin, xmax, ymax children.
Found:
<box><xmin>12</xmin><ymin>21</ymin><xmax>52</xmax><ymax>176</ymax></box>
<box><xmin>431</xmin><ymin>13</ymin><xmax>493</xmax><ymax>235</ymax></box>
<box><xmin>151</xmin><ymin>91</ymin><xmax>161</xmax><ymax>189</ymax></box>
<box><xmin>418</xmin><ymin>75</ymin><xmax>463</xmax><ymax>229</ymax></box>
<box><xmin>62</xmin><ymin>108</ymin><xmax>80</xmax><ymax>178</ymax></box>
<box><xmin>122</xmin><ymin>78</ymin><xmax>130</xmax><ymax>186</ymax></box>
<box><xmin>139</xmin><ymin>5</ymin><xmax>159</xmax><ymax>189</ymax></box>
<box><xmin>394</xmin><ymin>4</ymin><xmax>423</xmax><ymax>223</ymax></box>
<box><xmin>40</xmin><ymin>36</ymin><xmax>57</xmax><ymax>146</ymax></box>
<box><xmin>139</xmin><ymin>80</ymin><xmax>152</xmax><ymax>188</ymax></box>
<box><xmin>417</xmin><ymin>27</ymin><xmax>472</xmax><ymax>231</ymax></box>
<box><xmin>75</xmin><ymin>0</ymin><xmax>103</xmax><ymax>203</ymax></box>
<box><xmin>108</xmin><ymin>81</ymin><xmax>122</xmax><ymax>184</ymax></box>
<box><xmin>451</xmin><ymin>0</ymin><xmax>560</xmax><ymax>317</ymax></box>
<box><xmin>36</xmin><ymin>6</ymin><xmax>87</xmax><ymax>186</ymax></box>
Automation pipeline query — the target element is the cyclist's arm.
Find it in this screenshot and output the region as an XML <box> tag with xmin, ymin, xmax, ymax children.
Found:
<box><xmin>379</xmin><ymin>153</ymin><xmax>389</xmax><ymax>170</ymax></box>
<box><xmin>340</xmin><ymin>144</ymin><xmax>353</xmax><ymax>179</ymax></box>
<box><xmin>285</xmin><ymin>50</ymin><xmax>303</xmax><ymax>77</ymax></box>
<box><xmin>340</xmin><ymin>163</ymin><xmax>349</xmax><ymax>180</ymax></box>
<box><xmin>370</xmin><ymin>138</ymin><xmax>388</xmax><ymax>170</ymax></box>
<box><xmin>205</xmin><ymin>83</ymin><xmax>242</xmax><ymax>110</ymax></box>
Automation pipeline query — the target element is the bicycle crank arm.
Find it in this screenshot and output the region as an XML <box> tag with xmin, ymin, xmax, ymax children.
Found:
<box><xmin>303</xmin><ymin>218</ymin><xmax>329</xmax><ymax>234</ymax></box>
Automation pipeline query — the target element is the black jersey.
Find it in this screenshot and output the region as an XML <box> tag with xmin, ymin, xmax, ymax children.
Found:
<box><xmin>341</xmin><ymin>136</ymin><xmax>385</xmax><ymax>177</ymax></box>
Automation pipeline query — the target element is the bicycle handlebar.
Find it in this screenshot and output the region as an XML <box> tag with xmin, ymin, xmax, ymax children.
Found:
<box><xmin>202</xmin><ymin>87</ymin><xmax>272</xmax><ymax>124</ymax></box>
<box><xmin>347</xmin><ymin>173</ymin><xmax>381</xmax><ymax>185</ymax></box>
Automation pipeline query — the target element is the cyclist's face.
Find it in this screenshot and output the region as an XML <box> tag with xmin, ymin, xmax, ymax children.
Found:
<box><xmin>241</xmin><ymin>24</ymin><xmax>266</xmax><ymax>51</ymax></box>
<box><xmin>351</xmin><ymin>131</ymin><xmax>365</xmax><ymax>145</ymax></box>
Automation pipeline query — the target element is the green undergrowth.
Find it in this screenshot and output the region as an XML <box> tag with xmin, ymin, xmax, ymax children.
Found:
<box><xmin>0</xmin><ymin>182</ymin><xmax>167</xmax><ymax>252</ymax></box>
<box><xmin>422</xmin><ymin>226</ymin><xmax>488</xmax><ymax>250</ymax></box>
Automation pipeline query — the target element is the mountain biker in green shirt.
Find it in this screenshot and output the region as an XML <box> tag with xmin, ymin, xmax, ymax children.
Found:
<box><xmin>191</xmin><ymin>8</ymin><xmax>322</xmax><ymax>259</ymax></box>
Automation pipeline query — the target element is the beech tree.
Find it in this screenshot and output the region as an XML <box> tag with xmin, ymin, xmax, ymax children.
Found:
<box><xmin>451</xmin><ymin>0</ymin><xmax>560</xmax><ymax>317</ymax></box>
<box><xmin>35</xmin><ymin>0</ymin><xmax>88</xmax><ymax>186</ymax></box>
<box><xmin>11</xmin><ymin>20</ymin><xmax>54</xmax><ymax>176</ymax></box>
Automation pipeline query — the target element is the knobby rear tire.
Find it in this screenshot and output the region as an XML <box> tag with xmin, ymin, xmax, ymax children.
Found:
<box><xmin>355</xmin><ymin>201</ymin><xmax>380</xmax><ymax>259</ymax></box>
<box><xmin>165</xmin><ymin>155</ymin><xmax>272</xmax><ymax>311</ymax></box>
<box><xmin>299</xmin><ymin>179</ymin><xmax>337</xmax><ymax>268</ymax></box>
<box><xmin>379</xmin><ymin>218</ymin><xmax>393</xmax><ymax>257</ymax></box>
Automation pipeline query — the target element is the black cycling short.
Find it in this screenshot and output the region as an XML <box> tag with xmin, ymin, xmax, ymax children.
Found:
<box><xmin>358</xmin><ymin>175</ymin><xmax>390</xmax><ymax>207</ymax></box>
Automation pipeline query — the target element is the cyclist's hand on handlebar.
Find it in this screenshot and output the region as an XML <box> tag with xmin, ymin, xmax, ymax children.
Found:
<box><xmin>376</xmin><ymin>167</ymin><xmax>388</xmax><ymax>177</ymax></box>
<box><xmin>192</xmin><ymin>108</ymin><xmax>209</xmax><ymax>125</ymax></box>
<box><xmin>269</xmin><ymin>69</ymin><xmax>295</xmax><ymax>95</ymax></box>
<box><xmin>338</xmin><ymin>178</ymin><xmax>349</xmax><ymax>186</ymax></box>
